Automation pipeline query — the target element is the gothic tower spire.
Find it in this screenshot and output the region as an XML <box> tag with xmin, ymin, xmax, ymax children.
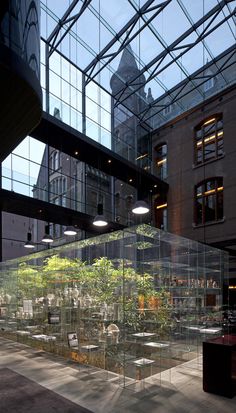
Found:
<box><xmin>110</xmin><ymin>44</ymin><xmax>146</xmax><ymax>112</ymax></box>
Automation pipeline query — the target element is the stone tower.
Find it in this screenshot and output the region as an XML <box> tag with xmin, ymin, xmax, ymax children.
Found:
<box><xmin>110</xmin><ymin>44</ymin><xmax>153</xmax><ymax>225</ymax></box>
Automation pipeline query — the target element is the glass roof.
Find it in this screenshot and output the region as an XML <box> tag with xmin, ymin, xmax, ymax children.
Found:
<box><xmin>41</xmin><ymin>0</ymin><xmax>236</xmax><ymax>127</ymax></box>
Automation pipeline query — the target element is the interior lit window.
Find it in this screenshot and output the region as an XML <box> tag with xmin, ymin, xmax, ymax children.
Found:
<box><xmin>155</xmin><ymin>195</ymin><xmax>167</xmax><ymax>230</ymax></box>
<box><xmin>204</xmin><ymin>77</ymin><xmax>214</xmax><ymax>92</ymax></box>
<box><xmin>155</xmin><ymin>143</ymin><xmax>167</xmax><ymax>179</ymax></box>
<box><xmin>195</xmin><ymin>115</ymin><xmax>223</xmax><ymax>165</ymax></box>
<box><xmin>195</xmin><ymin>178</ymin><xmax>223</xmax><ymax>225</ymax></box>
<box><xmin>163</xmin><ymin>104</ymin><xmax>172</xmax><ymax>116</ymax></box>
<box><xmin>204</xmin><ymin>70</ymin><xmax>214</xmax><ymax>92</ymax></box>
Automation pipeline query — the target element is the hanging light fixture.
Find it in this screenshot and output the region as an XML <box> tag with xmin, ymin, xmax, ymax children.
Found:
<box><xmin>24</xmin><ymin>231</ymin><xmax>35</xmax><ymax>249</ymax></box>
<box><xmin>42</xmin><ymin>224</ymin><xmax>53</xmax><ymax>243</ymax></box>
<box><xmin>132</xmin><ymin>200</ymin><xmax>150</xmax><ymax>215</ymax></box>
<box><xmin>64</xmin><ymin>225</ymin><xmax>77</xmax><ymax>236</ymax></box>
<box><xmin>93</xmin><ymin>203</ymin><xmax>108</xmax><ymax>227</ymax></box>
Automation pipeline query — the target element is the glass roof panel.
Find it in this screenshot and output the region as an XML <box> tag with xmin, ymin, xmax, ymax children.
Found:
<box><xmin>46</xmin><ymin>0</ymin><xmax>70</xmax><ymax>21</ymax></box>
<box><xmin>76</xmin><ymin>9</ymin><xmax>100</xmax><ymax>55</ymax></box>
<box><xmin>92</xmin><ymin>67</ymin><xmax>114</xmax><ymax>96</ymax></box>
<box><xmin>202</xmin><ymin>0</ymin><xmax>228</xmax><ymax>15</ymax></box>
<box><xmin>206</xmin><ymin>8</ymin><xmax>236</xmax><ymax>56</ymax></box>
<box><xmin>150</xmin><ymin>0</ymin><xmax>192</xmax><ymax>46</ymax></box>
<box><xmin>131</xmin><ymin>0</ymin><xmax>150</xmax><ymax>8</ymax></box>
<box><xmin>143</xmin><ymin>77</ymin><xmax>167</xmax><ymax>101</ymax></box>
<box><xmin>65</xmin><ymin>23</ymin><xmax>97</xmax><ymax>70</ymax></box>
<box><xmin>181</xmin><ymin>43</ymin><xmax>211</xmax><ymax>74</ymax></box>
<box><xmin>41</xmin><ymin>3</ymin><xmax>58</xmax><ymax>39</ymax></box>
<box><xmin>182</xmin><ymin>0</ymin><xmax>236</xmax><ymax>25</ymax></box>
<box><xmin>69</xmin><ymin>7</ymin><xmax>114</xmax><ymax>56</ymax></box>
<box><xmin>157</xmin><ymin>61</ymin><xmax>186</xmax><ymax>90</ymax></box>
<box><xmin>139</xmin><ymin>26</ymin><xmax>165</xmax><ymax>64</ymax></box>
<box><xmin>204</xmin><ymin>21</ymin><xmax>236</xmax><ymax>57</ymax></box>
<box><xmin>178</xmin><ymin>0</ymin><xmax>203</xmax><ymax>22</ymax></box>
<box><xmin>93</xmin><ymin>0</ymin><xmax>135</xmax><ymax>33</ymax></box>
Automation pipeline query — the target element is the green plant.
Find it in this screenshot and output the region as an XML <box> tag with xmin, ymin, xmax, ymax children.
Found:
<box><xmin>17</xmin><ymin>262</ymin><xmax>45</xmax><ymax>298</ymax></box>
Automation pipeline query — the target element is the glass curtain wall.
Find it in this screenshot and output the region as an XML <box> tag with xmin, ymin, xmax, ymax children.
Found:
<box><xmin>1</xmin><ymin>136</ymin><xmax>138</xmax><ymax>226</ymax></box>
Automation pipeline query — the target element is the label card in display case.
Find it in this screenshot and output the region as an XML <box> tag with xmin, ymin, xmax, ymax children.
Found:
<box><xmin>67</xmin><ymin>332</ymin><xmax>79</xmax><ymax>348</ymax></box>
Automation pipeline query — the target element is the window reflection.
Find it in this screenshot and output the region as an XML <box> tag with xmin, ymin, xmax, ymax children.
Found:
<box><xmin>155</xmin><ymin>195</ymin><xmax>168</xmax><ymax>230</ymax></box>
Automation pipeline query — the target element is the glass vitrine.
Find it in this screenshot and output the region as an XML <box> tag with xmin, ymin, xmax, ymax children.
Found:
<box><xmin>0</xmin><ymin>225</ymin><xmax>227</xmax><ymax>387</ymax></box>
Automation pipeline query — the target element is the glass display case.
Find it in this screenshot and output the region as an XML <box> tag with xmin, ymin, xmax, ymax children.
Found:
<box><xmin>0</xmin><ymin>225</ymin><xmax>228</xmax><ymax>387</ymax></box>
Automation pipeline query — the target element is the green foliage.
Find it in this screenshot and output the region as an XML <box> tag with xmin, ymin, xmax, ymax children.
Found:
<box><xmin>17</xmin><ymin>262</ymin><xmax>45</xmax><ymax>298</ymax></box>
<box><xmin>43</xmin><ymin>255</ymin><xmax>78</xmax><ymax>271</ymax></box>
<box><xmin>136</xmin><ymin>273</ymin><xmax>153</xmax><ymax>296</ymax></box>
<box><xmin>13</xmin><ymin>253</ymin><xmax>171</xmax><ymax>337</ymax></box>
<box><xmin>42</xmin><ymin>254</ymin><xmax>86</xmax><ymax>283</ymax></box>
<box><xmin>136</xmin><ymin>224</ymin><xmax>159</xmax><ymax>239</ymax></box>
<box><xmin>91</xmin><ymin>257</ymin><xmax>122</xmax><ymax>304</ymax></box>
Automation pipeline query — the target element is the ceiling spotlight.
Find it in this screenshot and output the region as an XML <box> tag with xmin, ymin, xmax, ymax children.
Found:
<box><xmin>132</xmin><ymin>200</ymin><xmax>150</xmax><ymax>215</ymax></box>
<box><xmin>93</xmin><ymin>203</ymin><xmax>108</xmax><ymax>227</ymax></box>
<box><xmin>42</xmin><ymin>225</ymin><xmax>53</xmax><ymax>243</ymax></box>
<box><xmin>24</xmin><ymin>232</ymin><xmax>35</xmax><ymax>249</ymax></box>
<box><xmin>64</xmin><ymin>226</ymin><xmax>77</xmax><ymax>236</ymax></box>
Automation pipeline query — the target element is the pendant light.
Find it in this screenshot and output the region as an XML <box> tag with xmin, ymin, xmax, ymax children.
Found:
<box><xmin>42</xmin><ymin>224</ymin><xmax>53</xmax><ymax>243</ymax></box>
<box><xmin>92</xmin><ymin>163</ymin><xmax>108</xmax><ymax>228</ymax></box>
<box><xmin>132</xmin><ymin>200</ymin><xmax>150</xmax><ymax>215</ymax></box>
<box><xmin>93</xmin><ymin>203</ymin><xmax>108</xmax><ymax>227</ymax></box>
<box><xmin>64</xmin><ymin>225</ymin><xmax>77</xmax><ymax>236</ymax></box>
<box><xmin>24</xmin><ymin>231</ymin><xmax>35</xmax><ymax>249</ymax></box>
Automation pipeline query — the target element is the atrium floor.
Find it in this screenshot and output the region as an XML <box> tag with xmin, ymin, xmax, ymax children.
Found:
<box><xmin>0</xmin><ymin>337</ymin><xmax>235</xmax><ymax>413</ymax></box>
